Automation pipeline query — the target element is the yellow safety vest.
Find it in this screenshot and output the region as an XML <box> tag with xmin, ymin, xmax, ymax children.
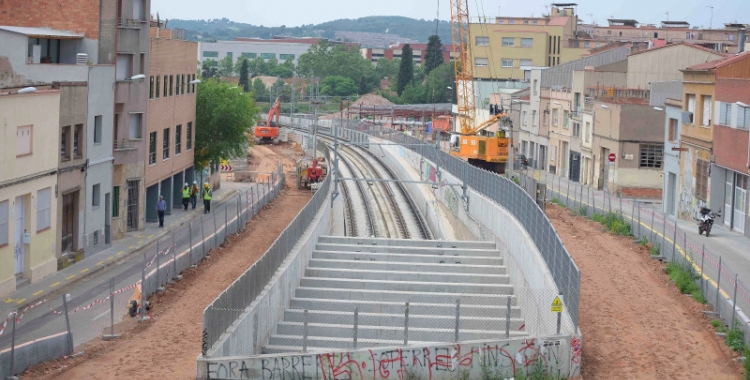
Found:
<box><xmin>182</xmin><ymin>188</ymin><xmax>190</xmax><ymax>198</ymax></box>
<box><xmin>204</xmin><ymin>188</ymin><xmax>212</xmax><ymax>200</ymax></box>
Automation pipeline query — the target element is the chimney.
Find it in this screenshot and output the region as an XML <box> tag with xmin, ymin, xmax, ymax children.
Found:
<box><xmin>739</xmin><ymin>28</ymin><xmax>746</xmax><ymax>53</ymax></box>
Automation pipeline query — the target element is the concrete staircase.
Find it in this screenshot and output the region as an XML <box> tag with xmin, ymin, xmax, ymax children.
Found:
<box><xmin>263</xmin><ymin>236</ymin><xmax>526</xmax><ymax>354</ymax></box>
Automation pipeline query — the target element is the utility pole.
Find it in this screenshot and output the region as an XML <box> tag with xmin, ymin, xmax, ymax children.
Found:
<box><xmin>707</xmin><ymin>6</ymin><xmax>714</xmax><ymax>29</ymax></box>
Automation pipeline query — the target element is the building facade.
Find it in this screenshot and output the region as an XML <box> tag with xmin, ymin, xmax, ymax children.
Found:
<box><xmin>145</xmin><ymin>29</ymin><xmax>198</xmax><ymax>223</ymax></box>
<box><xmin>198</xmin><ymin>40</ymin><xmax>313</xmax><ymax>67</ymax></box>
<box><xmin>0</xmin><ymin>90</ymin><xmax>61</xmax><ymax>295</ymax></box>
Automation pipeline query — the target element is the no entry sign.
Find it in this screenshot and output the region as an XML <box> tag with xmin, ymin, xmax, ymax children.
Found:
<box><xmin>608</xmin><ymin>153</ymin><xmax>616</xmax><ymax>163</ymax></box>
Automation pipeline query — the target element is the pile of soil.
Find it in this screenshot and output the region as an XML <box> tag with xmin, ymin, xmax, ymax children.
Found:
<box><xmin>321</xmin><ymin>93</ymin><xmax>394</xmax><ymax>119</ymax></box>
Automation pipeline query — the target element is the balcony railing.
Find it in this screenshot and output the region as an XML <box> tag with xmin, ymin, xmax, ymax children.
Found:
<box><xmin>118</xmin><ymin>18</ymin><xmax>142</xmax><ymax>28</ymax></box>
<box><xmin>114</xmin><ymin>139</ymin><xmax>137</xmax><ymax>151</ymax></box>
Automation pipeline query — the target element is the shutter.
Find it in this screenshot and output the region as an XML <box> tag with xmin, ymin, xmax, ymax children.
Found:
<box><xmin>719</xmin><ymin>102</ymin><xmax>727</xmax><ymax>125</ymax></box>
<box><xmin>703</xmin><ymin>96</ymin><xmax>711</xmax><ymax>125</ymax></box>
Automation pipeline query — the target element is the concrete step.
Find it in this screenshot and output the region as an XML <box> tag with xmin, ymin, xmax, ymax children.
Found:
<box><xmin>299</xmin><ymin>277</ymin><xmax>514</xmax><ymax>294</ymax></box>
<box><xmin>317</xmin><ymin>236</ymin><xmax>496</xmax><ymax>250</ymax></box>
<box><xmin>309</xmin><ymin>258</ymin><xmax>506</xmax><ymax>275</ymax></box>
<box><xmin>262</xmin><ymin>338</ymin><xmax>445</xmax><ymax>354</ymax></box>
<box><xmin>315</xmin><ymin>243</ymin><xmax>500</xmax><ymax>257</ymax></box>
<box><xmin>312</xmin><ymin>250</ymin><xmax>504</xmax><ymax>266</ymax></box>
<box><xmin>282</xmin><ymin>309</ymin><xmax>526</xmax><ymax>331</ymax></box>
<box><xmin>289</xmin><ymin>298</ymin><xmax>522</xmax><ymax>317</ymax></box>
<box><xmin>295</xmin><ymin>287</ymin><xmax>515</xmax><ymax>304</ymax></box>
<box><xmin>305</xmin><ymin>267</ymin><xmax>510</xmax><ymax>284</ymax></box>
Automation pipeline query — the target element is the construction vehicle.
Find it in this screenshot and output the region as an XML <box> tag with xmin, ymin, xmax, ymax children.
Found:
<box><xmin>254</xmin><ymin>97</ymin><xmax>281</xmax><ymax>144</ymax></box>
<box><xmin>295</xmin><ymin>157</ymin><xmax>327</xmax><ymax>192</ymax></box>
<box><xmin>448</xmin><ymin>0</ymin><xmax>510</xmax><ymax>173</ymax></box>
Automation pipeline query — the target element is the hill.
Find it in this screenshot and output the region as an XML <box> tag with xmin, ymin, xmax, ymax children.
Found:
<box><xmin>167</xmin><ymin>16</ymin><xmax>452</xmax><ymax>47</ymax></box>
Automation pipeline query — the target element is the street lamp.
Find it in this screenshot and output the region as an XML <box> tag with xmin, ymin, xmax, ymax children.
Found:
<box><xmin>505</xmin><ymin>98</ymin><xmax>523</xmax><ymax>179</ymax></box>
<box><xmin>128</xmin><ymin>74</ymin><xmax>146</xmax><ymax>81</ymax></box>
<box><xmin>16</xmin><ymin>87</ymin><xmax>37</xmax><ymax>94</ymax></box>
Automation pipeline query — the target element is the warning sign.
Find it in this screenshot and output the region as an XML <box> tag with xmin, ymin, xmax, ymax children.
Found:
<box><xmin>551</xmin><ymin>295</ymin><xmax>564</xmax><ymax>313</ymax></box>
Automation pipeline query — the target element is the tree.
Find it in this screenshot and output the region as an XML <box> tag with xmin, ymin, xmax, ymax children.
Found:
<box><xmin>201</xmin><ymin>59</ymin><xmax>218</xmax><ymax>79</ymax></box>
<box><xmin>218</xmin><ymin>55</ymin><xmax>234</xmax><ymax>77</ymax></box>
<box><xmin>423</xmin><ymin>35</ymin><xmax>444</xmax><ymax>75</ymax></box>
<box><xmin>238</xmin><ymin>58</ymin><xmax>250</xmax><ymax>92</ymax></box>
<box><xmin>423</xmin><ymin>63</ymin><xmax>454</xmax><ymax>103</ymax></box>
<box><xmin>249</xmin><ymin>56</ymin><xmax>268</xmax><ymax>77</ymax></box>
<box><xmin>396</xmin><ymin>44</ymin><xmax>414</xmax><ymax>96</ymax></box>
<box><xmin>320</xmin><ymin>75</ymin><xmax>358</xmax><ymax>96</ymax></box>
<box><xmin>297</xmin><ymin>40</ymin><xmax>379</xmax><ymax>93</ymax></box>
<box><xmin>233</xmin><ymin>55</ymin><xmax>249</xmax><ymax>77</ymax></box>
<box><xmin>270</xmin><ymin>57</ymin><xmax>295</xmax><ymax>78</ymax></box>
<box><xmin>375</xmin><ymin>57</ymin><xmax>399</xmax><ymax>79</ymax></box>
<box><xmin>195</xmin><ymin>79</ymin><xmax>259</xmax><ymax>170</ymax></box>
<box><xmin>252</xmin><ymin>77</ymin><xmax>269</xmax><ymax>102</ymax></box>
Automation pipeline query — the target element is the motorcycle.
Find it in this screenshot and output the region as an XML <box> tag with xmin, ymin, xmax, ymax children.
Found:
<box><xmin>698</xmin><ymin>207</ymin><xmax>721</xmax><ymax>237</ymax></box>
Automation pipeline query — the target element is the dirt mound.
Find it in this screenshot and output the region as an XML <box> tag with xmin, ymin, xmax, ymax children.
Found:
<box><xmin>321</xmin><ymin>93</ymin><xmax>394</xmax><ymax>119</ymax></box>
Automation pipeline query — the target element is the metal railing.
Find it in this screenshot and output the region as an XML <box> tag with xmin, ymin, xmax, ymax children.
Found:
<box><xmin>113</xmin><ymin>139</ymin><xmax>137</xmax><ymax>151</ymax></box>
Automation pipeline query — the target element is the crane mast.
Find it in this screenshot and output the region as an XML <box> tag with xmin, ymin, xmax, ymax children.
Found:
<box><xmin>449</xmin><ymin>0</ymin><xmax>476</xmax><ymax>135</ymax></box>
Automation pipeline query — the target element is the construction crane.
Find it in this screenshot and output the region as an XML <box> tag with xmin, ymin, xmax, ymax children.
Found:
<box><xmin>254</xmin><ymin>97</ymin><xmax>281</xmax><ymax>144</ymax></box>
<box><xmin>449</xmin><ymin>0</ymin><xmax>511</xmax><ymax>173</ymax></box>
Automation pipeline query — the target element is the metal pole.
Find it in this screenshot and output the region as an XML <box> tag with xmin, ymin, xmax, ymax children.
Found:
<box><xmin>454</xmin><ymin>299</ymin><xmax>461</xmax><ymax>342</ymax></box>
<box><xmin>637</xmin><ymin>202</ymin><xmax>642</xmax><ymax>237</ymax></box>
<box><xmin>650</xmin><ymin>211</ymin><xmax>655</xmax><ymax>242</ymax></box>
<box><xmin>171</xmin><ymin>233</ymin><xmax>177</xmax><ymax>280</ymax></box>
<box><xmin>188</xmin><ymin>221</ymin><xmax>194</xmax><ymax>267</ymax></box>
<box><xmin>700</xmin><ymin>244</ymin><xmax>705</xmax><ymax>294</ymax></box>
<box><xmin>353</xmin><ymin>307</ymin><xmax>359</xmax><ymax>349</ymax></box>
<box><xmin>556</xmin><ymin>292</ymin><xmax>563</xmax><ymax>335</ymax></box>
<box><xmin>302</xmin><ymin>309</ymin><xmax>308</xmax><ymax>353</ymax></box>
<box><xmin>212</xmin><ymin>206</ymin><xmax>218</xmax><ymax>248</ymax></box>
<box><xmin>140</xmin><ymin>252</ymin><xmax>146</xmax><ymax>319</ymax></box>
<box><xmin>732</xmin><ymin>274</ymin><xmax>739</xmax><ymax>328</ymax></box>
<box><xmin>671</xmin><ymin>227</ymin><xmax>677</xmax><ymax>262</ymax></box>
<box><xmin>683</xmin><ymin>231</ymin><xmax>687</xmax><ymax>266</ymax></box>
<box><xmin>224</xmin><ymin>204</ymin><xmax>228</xmax><ymax>240</ymax></box>
<box><xmin>62</xmin><ymin>293</ymin><xmax>73</xmax><ymax>352</ymax></box>
<box><xmin>156</xmin><ymin>240</ymin><xmax>161</xmax><ymax>289</ymax></box>
<box><xmin>662</xmin><ymin>216</ymin><xmax>666</xmax><ymax>258</ymax></box>
<box><xmin>566</xmin><ymin>176</ymin><xmax>570</xmax><ymax>206</ymax></box>
<box><xmin>716</xmin><ymin>257</ymin><xmax>723</xmax><ymax>317</ymax></box>
<box><xmin>201</xmin><ymin>218</ymin><xmax>206</xmax><ymax>258</ymax></box>
<box><xmin>110</xmin><ymin>278</ymin><xmax>115</xmax><ymax>336</ymax></box>
<box><xmin>404</xmin><ymin>301</ymin><xmax>410</xmax><ymax>345</ymax></box>
<box><xmin>505</xmin><ymin>296</ymin><xmax>512</xmax><ymax>339</ymax></box>
<box><xmin>9</xmin><ymin>310</ymin><xmax>16</xmax><ymax>377</ymax></box>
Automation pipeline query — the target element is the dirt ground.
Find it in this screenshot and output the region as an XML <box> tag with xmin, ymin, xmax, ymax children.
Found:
<box><xmin>22</xmin><ymin>143</ymin><xmax>310</xmax><ymax>380</ymax></box>
<box><xmin>545</xmin><ymin>204</ymin><xmax>742</xmax><ymax>380</ymax></box>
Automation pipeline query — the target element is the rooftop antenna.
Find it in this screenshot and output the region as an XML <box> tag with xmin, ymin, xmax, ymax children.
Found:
<box><xmin>665</xmin><ymin>11</ymin><xmax>669</xmax><ymax>21</ymax></box>
<box><xmin>706</xmin><ymin>6</ymin><xmax>714</xmax><ymax>29</ymax></box>
<box><xmin>587</xmin><ymin>13</ymin><xmax>594</xmax><ymax>24</ymax></box>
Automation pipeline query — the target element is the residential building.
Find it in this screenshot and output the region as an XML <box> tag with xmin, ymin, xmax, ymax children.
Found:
<box><xmin>469</xmin><ymin>3</ymin><xmax>590</xmax><ymax>80</ymax></box>
<box><xmin>198</xmin><ymin>40</ymin><xmax>311</xmax><ymax>67</ymax></box>
<box><xmin>145</xmin><ymin>28</ymin><xmax>197</xmax><ymax>223</ymax></box>
<box><xmin>0</xmin><ymin>89</ymin><xmax>61</xmax><ymax>295</ymax></box>
<box><xmin>649</xmin><ymin>81</ymin><xmax>684</xmax><ymax>217</ymax></box>
<box><xmin>709</xmin><ymin>78</ymin><xmax>750</xmax><ymax>237</ymax></box>
<box><xmin>625</xmin><ymin>42</ymin><xmax>728</xmax><ymax>89</ymax></box>
<box><xmin>361</xmin><ymin>43</ymin><xmax>455</xmax><ymax>65</ymax></box>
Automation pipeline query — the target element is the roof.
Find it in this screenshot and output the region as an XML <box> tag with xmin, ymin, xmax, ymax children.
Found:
<box><xmin>685</xmin><ymin>51</ymin><xmax>750</xmax><ymax>71</ymax></box>
<box><xmin>607</xmin><ymin>19</ymin><xmax>639</xmax><ymax>26</ymax></box>
<box><xmin>0</xmin><ymin>25</ymin><xmax>83</xmax><ymax>39</ymax></box>
<box><xmin>660</xmin><ymin>21</ymin><xmax>690</xmax><ymax>27</ymax></box>
<box><xmin>541</xmin><ymin>46</ymin><xmax>631</xmax><ymax>88</ymax></box>
<box><xmin>551</xmin><ymin>3</ymin><xmax>578</xmax><ymax>6</ymax></box>
<box><xmin>628</xmin><ymin>42</ymin><xmax>730</xmax><ymax>58</ymax></box>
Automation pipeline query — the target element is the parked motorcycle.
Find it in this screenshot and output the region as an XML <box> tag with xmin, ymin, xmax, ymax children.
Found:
<box><xmin>698</xmin><ymin>207</ymin><xmax>721</xmax><ymax>237</ymax></box>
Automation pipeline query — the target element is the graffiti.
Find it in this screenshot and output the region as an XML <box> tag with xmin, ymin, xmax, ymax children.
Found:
<box><xmin>442</xmin><ymin>187</ymin><xmax>460</xmax><ymax>216</ymax></box>
<box><xmin>201</xmin><ymin>337</ymin><xmax>579</xmax><ymax>380</ymax></box>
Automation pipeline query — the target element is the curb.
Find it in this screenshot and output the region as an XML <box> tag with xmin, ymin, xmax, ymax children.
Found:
<box><xmin>6</xmin><ymin>189</ymin><xmax>240</xmax><ymax>313</ymax></box>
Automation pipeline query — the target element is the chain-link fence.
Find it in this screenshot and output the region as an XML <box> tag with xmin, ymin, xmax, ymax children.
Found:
<box><xmin>0</xmin><ymin>166</ymin><xmax>284</xmax><ymax>378</ymax></box>
<box><xmin>522</xmin><ymin>167</ymin><xmax>750</xmax><ymax>347</ymax></box>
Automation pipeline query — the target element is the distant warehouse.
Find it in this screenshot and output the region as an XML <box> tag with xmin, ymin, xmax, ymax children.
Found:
<box><xmin>197</xmin><ymin>36</ymin><xmax>352</xmax><ymax>66</ymax></box>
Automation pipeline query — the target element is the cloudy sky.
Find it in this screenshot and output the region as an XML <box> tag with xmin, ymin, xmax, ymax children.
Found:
<box><xmin>152</xmin><ymin>0</ymin><xmax>745</xmax><ymax>29</ymax></box>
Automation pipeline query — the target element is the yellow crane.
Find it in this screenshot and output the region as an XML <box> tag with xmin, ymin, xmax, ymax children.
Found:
<box><xmin>449</xmin><ymin>0</ymin><xmax>511</xmax><ymax>172</ymax></box>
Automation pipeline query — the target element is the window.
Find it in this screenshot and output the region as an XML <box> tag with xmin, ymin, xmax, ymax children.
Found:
<box><xmin>0</xmin><ymin>200</ymin><xmax>8</xmax><ymax>246</ymax></box>
<box><xmin>92</xmin><ymin>184</ymin><xmax>101</xmax><ymax>208</ymax></box>
<box><xmin>181</xmin><ymin>74</ymin><xmax>185</xmax><ymax>95</ymax></box>
<box><xmin>502</xmin><ymin>37</ymin><xmax>514</xmax><ymax>46</ymax></box>
<box><xmin>550</xmin><ymin>145</ymin><xmax>556</xmax><ymax>161</ymax></box>
<box><xmin>169</xmin><ymin>75</ymin><xmax>173</xmax><ymax>96</ymax></box>
<box><xmin>116</xmin><ymin>54</ymin><xmax>132</xmax><ymax>81</ymax></box>
<box><xmin>112</xmin><ymin>186</ymin><xmax>120</xmax><ymax>218</ymax></box>
<box><xmin>129</xmin><ymin>113</ymin><xmax>142</xmax><ymax>139</ymax></box>
<box><xmin>226</xmin><ymin>52</ymin><xmax>233</xmax><ymax>60</ymax></box>
<box><xmin>279</xmin><ymin>54</ymin><xmax>295</xmax><ymax>60</ymax></box>
<box><xmin>584</xmin><ymin>41</ymin><xmax>590</xmax><ymax>48</ymax></box>
<box><xmin>532</xmin><ymin>20</ymin><xmax>538</xmax><ymax>24</ymax></box>
<box><xmin>73</xmin><ymin>124</ymin><xmax>83</xmax><ymax>158</ymax></box>
<box><xmin>475</xmin><ymin>58</ymin><xmax>489</xmax><ymax>67</ymax></box>
<box><xmin>476</xmin><ymin>36</ymin><xmax>490</xmax><ymax>46</ymax></box>
<box><xmin>702</xmin><ymin>95</ymin><xmax>712</xmax><ymax>126</ymax></box>
<box><xmin>686</xmin><ymin>93</ymin><xmax>696</xmax><ymax>113</ymax></box>
<box><xmin>573</xmin><ymin>122</ymin><xmax>581</xmax><ymax>137</ymax></box>
<box><xmin>509</xmin><ymin>19</ymin><xmax>515</xmax><ymax>24</ymax></box>
<box><xmin>639</xmin><ymin>144</ymin><xmax>663</xmax><ymax>168</ymax></box>
<box><xmin>261</xmin><ymin>53</ymin><xmax>275</xmax><ymax>59</ymax></box>
<box><xmin>532</xmin><ymin>110</ymin><xmax>537</xmax><ymax>126</ymax></box>
<box><xmin>584</xmin><ymin>122</ymin><xmax>591</xmax><ymax>143</ymax></box>
<box><xmin>156</xmin><ymin>75</ymin><xmax>161</xmax><ymax>98</ymax></box>
<box><xmin>187</xmin><ymin>122</ymin><xmax>193</xmax><ymax>150</ymax></box>
<box><xmin>523</xmin><ymin>19</ymin><xmax>529</xmax><ymax>24</ymax></box>
<box><xmin>696</xmin><ymin>159</ymin><xmax>709</xmax><ymax>201</ymax></box>
<box><xmin>140</xmin><ymin>53</ymin><xmax>146</xmax><ymax>74</ymax></box>
<box><xmin>36</xmin><ymin>187</ymin><xmax>51</xmax><ymax>232</ymax></box>
<box><xmin>521</xmin><ymin>38</ymin><xmax>533</xmax><ymax>47</ymax></box>
<box><xmin>17</xmin><ymin>125</ymin><xmax>32</xmax><ymax>156</ymax></box>
<box><xmin>668</xmin><ymin>118</ymin><xmax>678</xmax><ymax>142</ymax></box>
<box><xmin>533</xmin><ymin>79</ymin><xmax>538</xmax><ymax>95</ymax></box>
<box><xmin>242</xmin><ymin>52</ymin><xmax>257</xmax><ymax>59</ymax></box>
<box><xmin>739</xmin><ymin>106</ymin><xmax>750</xmax><ymax>130</ymax></box>
<box><xmin>520</xmin><ymin>59</ymin><xmax>532</xmax><ymax>67</ymax></box>
<box><xmin>552</xmin><ymin>109</ymin><xmax>558</xmax><ymax>126</ymax></box>
<box><xmin>148</xmin><ymin>131</ymin><xmax>156</xmax><ymax>165</ymax></box>
<box><xmin>522</xmin><ymin>111</ymin><xmax>527</xmax><ymax>125</ymax></box>
<box><xmin>149</xmin><ymin>76</ymin><xmax>154</xmax><ymax>98</ymax></box>
<box><xmin>501</xmin><ymin>59</ymin><xmax>513</xmax><ymax>67</ymax></box>
<box><xmin>563</xmin><ymin>111</ymin><xmax>569</xmax><ymax>128</ymax></box>
<box><xmin>718</xmin><ymin>102</ymin><xmax>731</xmax><ymax>125</ymax></box>
<box><xmin>175</xmin><ymin>124</ymin><xmax>182</xmax><ymax>155</ymax></box>
<box><xmin>203</xmin><ymin>51</ymin><xmax>219</xmax><ymax>58</ymax></box>
<box><xmin>61</xmin><ymin>126</ymin><xmax>70</xmax><ymax>159</ymax></box>
<box><xmin>94</xmin><ymin>115</ymin><xmax>102</xmax><ymax>144</ymax></box>
<box><xmin>191</xmin><ymin>74</ymin><xmax>196</xmax><ymax>93</ymax></box>
<box><xmin>163</xmin><ymin>128</ymin><xmax>170</xmax><ymax>160</ymax></box>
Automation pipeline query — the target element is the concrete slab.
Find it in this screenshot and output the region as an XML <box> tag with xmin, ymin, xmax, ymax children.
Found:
<box><xmin>308</xmin><ymin>258</ymin><xmax>507</xmax><ymax>274</ymax></box>
<box><xmin>317</xmin><ymin>236</ymin><xmax>496</xmax><ymax>249</ymax></box>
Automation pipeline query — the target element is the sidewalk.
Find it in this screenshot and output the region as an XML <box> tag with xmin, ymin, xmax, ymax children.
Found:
<box><xmin>1</xmin><ymin>185</ymin><xmax>239</xmax><ymax>315</ymax></box>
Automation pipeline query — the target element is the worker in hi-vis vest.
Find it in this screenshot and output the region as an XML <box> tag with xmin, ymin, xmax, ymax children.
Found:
<box><xmin>203</xmin><ymin>183</ymin><xmax>212</xmax><ymax>213</ymax></box>
<box><xmin>182</xmin><ymin>183</ymin><xmax>190</xmax><ymax>211</ymax></box>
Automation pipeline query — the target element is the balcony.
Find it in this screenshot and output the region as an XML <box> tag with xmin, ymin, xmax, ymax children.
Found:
<box><xmin>118</xmin><ymin>18</ymin><xmax>143</xmax><ymax>29</ymax></box>
<box><xmin>113</xmin><ymin>139</ymin><xmax>137</xmax><ymax>151</ymax></box>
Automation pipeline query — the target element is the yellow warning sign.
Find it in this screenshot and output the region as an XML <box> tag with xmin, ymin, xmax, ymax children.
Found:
<box><xmin>551</xmin><ymin>295</ymin><xmax>563</xmax><ymax>313</ymax></box>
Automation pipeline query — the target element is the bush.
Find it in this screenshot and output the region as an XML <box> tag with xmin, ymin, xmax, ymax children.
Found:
<box><xmin>590</xmin><ymin>212</ymin><xmax>632</xmax><ymax>236</ymax></box>
<box><xmin>726</xmin><ymin>323</ymin><xmax>746</xmax><ymax>353</ymax></box>
<box><xmin>578</xmin><ymin>206</ymin><xmax>588</xmax><ymax>216</ymax></box>
<box><xmin>665</xmin><ymin>262</ymin><xmax>706</xmax><ymax>303</ymax></box>
<box><xmin>649</xmin><ymin>242</ymin><xmax>661</xmax><ymax>256</ymax></box>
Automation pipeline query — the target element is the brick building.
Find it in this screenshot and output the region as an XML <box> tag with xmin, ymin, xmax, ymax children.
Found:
<box><xmin>145</xmin><ymin>28</ymin><xmax>198</xmax><ymax>222</ymax></box>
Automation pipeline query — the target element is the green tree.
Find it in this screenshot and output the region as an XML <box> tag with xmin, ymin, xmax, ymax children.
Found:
<box><xmin>375</xmin><ymin>57</ymin><xmax>399</xmax><ymax>79</ymax></box>
<box><xmin>233</xmin><ymin>55</ymin><xmax>249</xmax><ymax>77</ymax></box>
<box><xmin>297</xmin><ymin>40</ymin><xmax>379</xmax><ymax>93</ymax></box>
<box><xmin>396</xmin><ymin>44</ymin><xmax>414</xmax><ymax>96</ymax></box>
<box><xmin>320</xmin><ymin>75</ymin><xmax>358</xmax><ymax>96</ymax></box>
<box><xmin>423</xmin><ymin>35</ymin><xmax>444</xmax><ymax>75</ymax></box>
<box><xmin>218</xmin><ymin>55</ymin><xmax>234</xmax><ymax>77</ymax></box>
<box><xmin>266</xmin><ymin>57</ymin><xmax>279</xmax><ymax>76</ymax></box>
<box><xmin>201</xmin><ymin>59</ymin><xmax>218</xmax><ymax>79</ymax></box>
<box><xmin>397</xmin><ymin>84</ymin><xmax>424</xmax><ymax>104</ymax></box>
<box><xmin>423</xmin><ymin>63</ymin><xmax>454</xmax><ymax>103</ymax></box>
<box><xmin>195</xmin><ymin>79</ymin><xmax>259</xmax><ymax>170</ymax></box>
<box><xmin>249</xmin><ymin>56</ymin><xmax>268</xmax><ymax>77</ymax></box>
<box><xmin>238</xmin><ymin>58</ymin><xmax>250</xmax><ymax>92</ymax></box>
<box><xmin>252</xmin><ymin>77</ymin><xmax>269</xmax><ymax>102</ymax></box>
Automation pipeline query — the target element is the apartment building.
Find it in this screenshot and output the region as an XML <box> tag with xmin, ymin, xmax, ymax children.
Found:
<box><xmin>0</xmin><ymin>90</ymin><xmax>61</xmax><ymax>295</ymax></box>
<box><xmin>361</xmin><ymin>43</ymin><xmax>455</xmax><ymax>65</ymax></box>
<box><xmin>145</xmin><ymin>28</ymin><xmax>198</xmax><ymax>223</ymax></box>
<box><xmin>649</xmin><ymin>81</ymin><xmax>685</xmax><ymax>218</ymax></box>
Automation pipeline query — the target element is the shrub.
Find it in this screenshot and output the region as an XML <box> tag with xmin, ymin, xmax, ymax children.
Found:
<box><xmin>726</xmin><ymin>323</ymin><xmax>746</xmax><ymax>353</ymax></box>
<box><xmin>649</xmin><ymin>242</ymin><xmax>661</xmax><ymax>256</ymax></box>
<box><xmin>665</xmin><ymin>262</ymin><xmax>706</xmax><ymax>303</ymax></box>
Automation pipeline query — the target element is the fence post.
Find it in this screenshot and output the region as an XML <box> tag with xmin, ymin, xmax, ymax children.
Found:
<box><xmin>637</xmin><ymin>202</ymin><xmax>642</xmax><ymax>238</ymax></box>
<box><xmin>252</xmin><ymin>312</ymin><xmax>259</xmax><ymax>353</ymax></box>
<box><xmin>732</xmin><ymin>274</ymin><xmax>739</xmax><ymax>328</ymax></box>
<box><xmin>140</xmin><ymin>252</ymin><xmax>146</xmax><ymax>320</ymax></box>
<box><xmin>608</xmin><ymin>192</ymin><xmax>612</xmax><ymax>214</ymax></box>
<box><xmin>302</xmin><ymin>309</ymin><xmax>308</xmax><ymax>353</ymax></box>
<box><xmin>505</xmin><ymin>296</ymin><xmax>512</xmax><ymax>339</ymax></box>
<box><xmin>404</xmin><ymin>302</ymin><xmax>410</xmax><ymax>345</ymax></box>
<box><xmin>9</xmin><ymin>310</ymin><xmax>16</xmax><ymax>378</ymax></box>
<box><xmin>716</xmin><ymin>256</ymin><xmax>723</xmax><ymax>317</ymax></box>
<box><xmin>172</xmin><ymin>233</ymin><xmax>177</xmax><ymax>281</ymax></box>
<box><xmin>224</xmin><ymin>204</ymin><xmax>228</xmax><ymax>240</ymax></box>
<box><xmin>683</xmin><ymin>232</ymin><xmax>687</xmax><ymax>266</ymax></box>
<box><xmin>62</xmin><ymin>293</ymin><xmax>73</xmax><ymax>352</ymax></box>
<box><xmin>201</xmin><ymin>218</ymin><xmax>207</xmax><ymax>258</ymax></box>
<box><xmin>650</xmin><ymin>211</ymin><xmax>655</xmax><ymax>242</ymax></box>
<box><xmin>454</xmin><ymin>299</ymin><xmax>461</xmax><ymax>342</ymax></box>
<box><xmin>700</xmin><ymin>244</ymin><xmax>705</xmax><ymax>294</ymax></box>
<box><xmin>156</xmin><ymin>241</ymin><xmax>162</xmax><ymax>292</ymax></box>
<box><xmin>353</xmin><ymin>307</ymin><xmax>359</xmax><ymax>349</ymax></box>
<box><xmin>212</xmin><ymin>207</ymin><xmax>218</xmax><ymax>248</ymax></box>
<box><xmin>671</xmin><ymin>227</ymin><xmax>677</xmax><ymax>262</ymax></box>
<box><xmin>662</xmin><ymin>217</ymin><xmax>666</xmax><ymax>257</ymax></box>
<box><xmin>188</xmin><ymin>222</ymin><xmax>194</xmax><ymax>267</ymax></box>
<box><xmin>566</xmin><ymin>177</ymin><xmax>570</xmax><ymax>206</ymax></box>
<box><xmin>579</xmin><ymin>182</ymin><xmax>583</xmax><ymax>213</ymax></box>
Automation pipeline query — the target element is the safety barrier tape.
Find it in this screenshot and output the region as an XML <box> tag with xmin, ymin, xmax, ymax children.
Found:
<box><xmin>0</xmin><ymin>311</ymin><xmax>14</xmax><ymax>337</ymax></box>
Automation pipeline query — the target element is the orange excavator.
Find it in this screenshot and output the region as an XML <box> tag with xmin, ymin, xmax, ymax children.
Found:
<box><xmin>254</xmin><ymin>97</ymin><xmax>281</xmax><ymax>144</ymax></box>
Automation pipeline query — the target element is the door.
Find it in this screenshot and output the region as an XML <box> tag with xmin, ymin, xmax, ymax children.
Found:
<box><xmin>600</xmin><ymin>148</ymin><xmax>609</xmax><ymax>190</ymax></box>
<box><xmin>127</xmin><ymin>180</ymin><xmax>139</xmax><ymax>231</ymax></box>
<box><xmin>61</xmin><ymin>192</ymin><xmax>76</xmax><ymax>253</ymax></box>
<box><xmin>14</xmin><ymin>196</ymin><xmax>24</xmax><ymax>275</ymax></box>
<box><xmin>725</xmin><ymin>176</ymin><xmax>733</xmax><ymax>227</ymax></box>
<box><xmin>105</xmin><ymin>193</ymin><xmax>111</xmax><ymax>244</ymax></box>
<box><xmin>734</xmin><ymin>174</ymin><xmax>747</xmax><ymax>233</ymax></box>
<box><xmin>569</xmin><ymin>151</ymin><xmax>581</xmax><ymax>182</ymax></box>
<box><xmin>667</xmin><ymin>172</ymin><xmax>677</xmax><ymax>216</ymax></box>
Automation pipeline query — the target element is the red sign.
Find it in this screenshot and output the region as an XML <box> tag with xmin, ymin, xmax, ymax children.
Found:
<box><xmin>608</xmin><ymin>153</ymin><xmax>616</xmax><ymax>162</ymax></box>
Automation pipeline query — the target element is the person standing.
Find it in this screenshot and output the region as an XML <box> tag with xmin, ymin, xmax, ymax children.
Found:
<box><xmin>156</xmin><ymin>195</ymin><xmax>167</xmax><ymax>227</ymax></box>
<box><xmin>203</xmin><ymin>183</ymin><xmax>212</xmax><ymax>213</ymax></box>
<box><xmin>190</xmin><ymin>181</ymin><xmax>198</xmax><ymax>210</ymax></box>
<box><xmin>182</xmin><ymin>183</ymin><xmax>190</xmax><ymax>211</ymax></box>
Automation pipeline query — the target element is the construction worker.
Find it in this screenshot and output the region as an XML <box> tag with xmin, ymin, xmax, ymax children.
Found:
<box><xmin>203</xmin><ymin>183</ymin><xmax>212</xmax><ymax>213</ymax></box>
<box><xmin>190</xmin><ymin>181</ymin><xmax>198</xmax><ymax>210</ymax></box>
<box><xmin>182</xmin><ymin>183</ymin><xmax>190</xmax><ymax>211</ymax></box>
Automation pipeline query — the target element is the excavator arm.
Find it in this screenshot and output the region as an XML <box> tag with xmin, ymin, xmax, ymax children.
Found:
<box><xmin>268</xmin><ymin>97</ymin><xmax>281</xmax><ymax>126</ymax></box>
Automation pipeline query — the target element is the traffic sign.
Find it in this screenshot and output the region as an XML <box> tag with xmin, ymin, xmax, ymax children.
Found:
<box><xmin>551</xmin><ymin>295</ymin><xmax>564</xmax><ymax>313</ymax></box>
<box><xmin>608</xmin><ymin>153</ymin><xmax>616</xmax><ymax>163</ymax></box>
<box><xmin>220</xmin><ymin>165</ymin><xmax>233</xmax><ymax>172</ymax></box>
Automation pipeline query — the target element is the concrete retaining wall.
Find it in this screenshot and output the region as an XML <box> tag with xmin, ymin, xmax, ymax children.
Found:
<box><xmin>0</xmin><ymin>332</ymin><xmax>72</xmax><ymax>378</ymax></box>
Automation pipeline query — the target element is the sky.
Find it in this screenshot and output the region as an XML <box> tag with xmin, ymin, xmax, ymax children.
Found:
<box><xmin>152</xmin><ymin>0</ymin><xmax>746</xmax><ymax>29</ymax></box>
